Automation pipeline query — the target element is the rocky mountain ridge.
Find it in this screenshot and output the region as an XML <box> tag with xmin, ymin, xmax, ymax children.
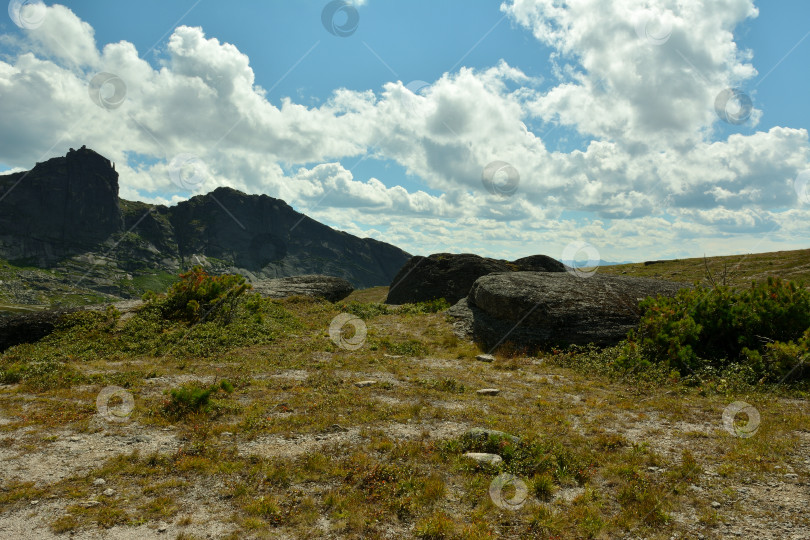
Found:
<box><xmin>0</xmin><ymin>147</ymin><xmax>411</xmax><ymax>303</ymax></box>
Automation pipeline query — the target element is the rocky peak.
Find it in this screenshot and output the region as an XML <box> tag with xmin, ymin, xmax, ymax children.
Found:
<box><xmin>29</xmin><ymin>145</ymin><xmax>117</xmax><ymax>185</ymax></box>
<box><xmin>0</xmin><ymin>145</ymin><xmax>123</xmax><ymax>263</ymax></box>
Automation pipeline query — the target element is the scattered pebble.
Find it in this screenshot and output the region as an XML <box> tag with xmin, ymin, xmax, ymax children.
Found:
<box><xmin>355</xmin><ymin>380</ymin><xmax>377</xmax><ymax>388</ymax></box>
<box><xmin>711</xmin><ymin>501</ymin><xmax>721</xmax><ymax>508</ymax></box>
<box><xmin>157</xmin><ymin>523</ymin><xmax>168</xmax><ymax>533</ymax></box>
<box><xmin>476</xmin><ymin>354</ymin><xmax>495</xmax><ymax>363</ymax></box>
<box><xmin>93</xmin><ymin>478</ymin><xmax>106</xmax><ymax>486</ymax></box>
<box><xmin>476</xmin><ymin>388</ymin><xmax>500</xmax><ymax>396</ymax></box>
<box><xmin>464</xmin><ymin>452</ymin><xmax>503</xmax><ymax>465</ymax></box>
<box><xmin>103</xmin><ymin>488</ymin><xmax>114</xmax><ymax>496</ymax></box>
<box><xmin>30</xmin><ymin>500</ymin><xmax>38</xmax><ymax>505</ymax></box>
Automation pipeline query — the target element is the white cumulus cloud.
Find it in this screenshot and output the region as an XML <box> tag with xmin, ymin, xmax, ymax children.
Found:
<box><xmin>0</xmin><ymin>1</ymin><xmax>807</xmax><ymax>262</ymax></box>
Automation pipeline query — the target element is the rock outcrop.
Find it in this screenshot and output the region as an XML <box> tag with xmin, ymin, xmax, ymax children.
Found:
<box><xmin>385</xmin><ymin>253</ymin><xmax>565</xmax><ymax>305</ymax></box>
<box><xmin>0</xmin><ymin>146</ymin><xmax>123</xmax><ymax>263</ymax></box>
<box><xmin>511</xmin><ymin>255</ymin><xmax>568</xmax><ymax>272</ymax></box>
<box><xmin>251</xmin><ymin>275</ymin><xmax>354</xmax><ymax>302</ymax></box>
<box><xmin>0</xmin><ymin>300</ymin><xmax>145</xmax><ymax>352</ymax></box>
<box><xmin>448</xmin><ymin>271</ymin><xmax>688</xmax><ymax>349</ymax></box>
<box><xmin>0</xmin><ymin>309</ymin><xmax>76</xmax><ymax>353</ymax></box>
<box><xmin>0</xmin><ymin>147</ymin><xmax>411</xmax><ymax>300</ymax></box>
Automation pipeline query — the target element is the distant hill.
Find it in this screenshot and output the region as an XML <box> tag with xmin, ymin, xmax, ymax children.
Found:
<box><xmin>0</xmin><ymin>146</ymin><xmax>410</xmax><ymax>304</ymax></box>
<box><xmin>598</xmin><ymin>249</ymin><xmax>810</xmax><ymax>288</ymax></box>
<box><xmin>561</xmin><ymin>259</ymin><xmax>634</xmax><ymax>267</ymax></box>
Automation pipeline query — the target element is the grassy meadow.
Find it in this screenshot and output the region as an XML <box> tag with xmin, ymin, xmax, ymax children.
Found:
<box><xmin>0</xmin><ymin>250</ymin><xmax>808</xmax><ymax>538</ymax></box>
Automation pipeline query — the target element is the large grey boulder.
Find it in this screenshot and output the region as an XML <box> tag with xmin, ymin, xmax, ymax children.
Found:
<box><xmin>385</xmin><ymin>253</ymin><xmax>565</xmax><ymax>305</ymax></box>
<box><xmin>448</xmin><ymin>271</ymin><xmax>688</xmax><ymax>348</ymax></box>
<box><xmin>252</xmin><ymin>275</ymin><xmax>354</xmax><ymax>303</ymax></box>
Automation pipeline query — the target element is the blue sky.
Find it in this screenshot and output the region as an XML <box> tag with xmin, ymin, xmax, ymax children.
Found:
<box><xmin>1</xmin><ymin>0</ymin><xmax>809</xmax><ymax>263</ymax></box>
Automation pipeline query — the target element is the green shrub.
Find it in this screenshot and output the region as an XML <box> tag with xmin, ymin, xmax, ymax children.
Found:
<box><xmin>337</xmin><ymin>298</ymin><xmax>450</xmax><ymax>320</ymax></box>
<box><xmin>0</xmin><ymin>364</ymin><xmax>23</xmax><ymax>384</ymax></box>
<box><xmin>457</xmin><ymin>431</ymin><xmax>594</xmax><ymax>484</ymax></box>
<box><xmin>622</xmin><ymin>277</ymin><xmax>810</xmax><ymax>381</ymax></box>
<box><xmin>338</xmin><ymin>301</ymin><xmax>390</xmax><ymax>319</ymax></box>
<box><xmin>399</xmin><ymin>298</ymin><xmax>451</xmax><ymax>314</ymax></box>
<box><xmin>146</xmin><ymin>266</ymin><xmax>250</xmax><ymax>324</ymax></box>
<box><xmin>531</xmin><ymin>473</ymin><xmax>556</xmax><ymax>501</ymax></box>
<box><xmin>415</xmin><ymin>377</ymin><xmax>466</xmax><ymax>393</ymax></box>
<box><xmin>414</xmin><ymin>511</ymin><xmax>455</xmax><ymax>539</ymax></box>
<box><xmin>377</xmin><ymin>338</ymin><xmax>428</xmax><ymax>357</ymax></box>
<box><xmin>244</xmin><ymin>496</ymin><xmax>283</xmax><ymax>526</ymax></box>
<box><xmin>6</xmin><ymin>360</ymin><xmax>84</xmax><ymax>391</ymax></box>
<box><xmin>163</xmin><ymin>380</ymin><xmax>234</xmax><ymax>418</ymax></box>
<box><xmin>55</xmin><ymin>306</ymin><xmax>120</xmax><ymax>333</ymax></box>
<box><xmin>748</xmin><ymin>330</ymin><xmax>810</xmax><ymax>381</ymax></box>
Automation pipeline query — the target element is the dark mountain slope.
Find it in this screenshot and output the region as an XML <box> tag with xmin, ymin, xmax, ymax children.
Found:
<box><xmin>0</xmin><ymin>147</ymin><xmax>410</xmax><ymax>299</ymax></box>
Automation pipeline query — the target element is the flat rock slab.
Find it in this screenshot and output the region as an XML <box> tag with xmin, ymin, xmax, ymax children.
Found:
<box><xmin>476</xmin><ymin>354</ymin><xmax>495</xmax><ymax>362</ymax></box>
<box><xmin>354</xmin><ymin>380</ymin><xmax>377</xmax><ymax>388</ymax></box>
<box><xmin>252</xmin><ymin>275</ymin><xmax>354</xmax><ymax>303</ymax></box>
<box><xmin>449</xmin><ymin>271</ymin><xmax>689</xmax><ymax>348</ymax></box>
<box><xmin>476</xmin><ymin>388</ymin><xmax>501</xmax><ymax>396</ymax></box>
<box><xmin>464</xmin><ymin>452</ymin><xmax>503</xmax><ymax>465</ymax></box>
